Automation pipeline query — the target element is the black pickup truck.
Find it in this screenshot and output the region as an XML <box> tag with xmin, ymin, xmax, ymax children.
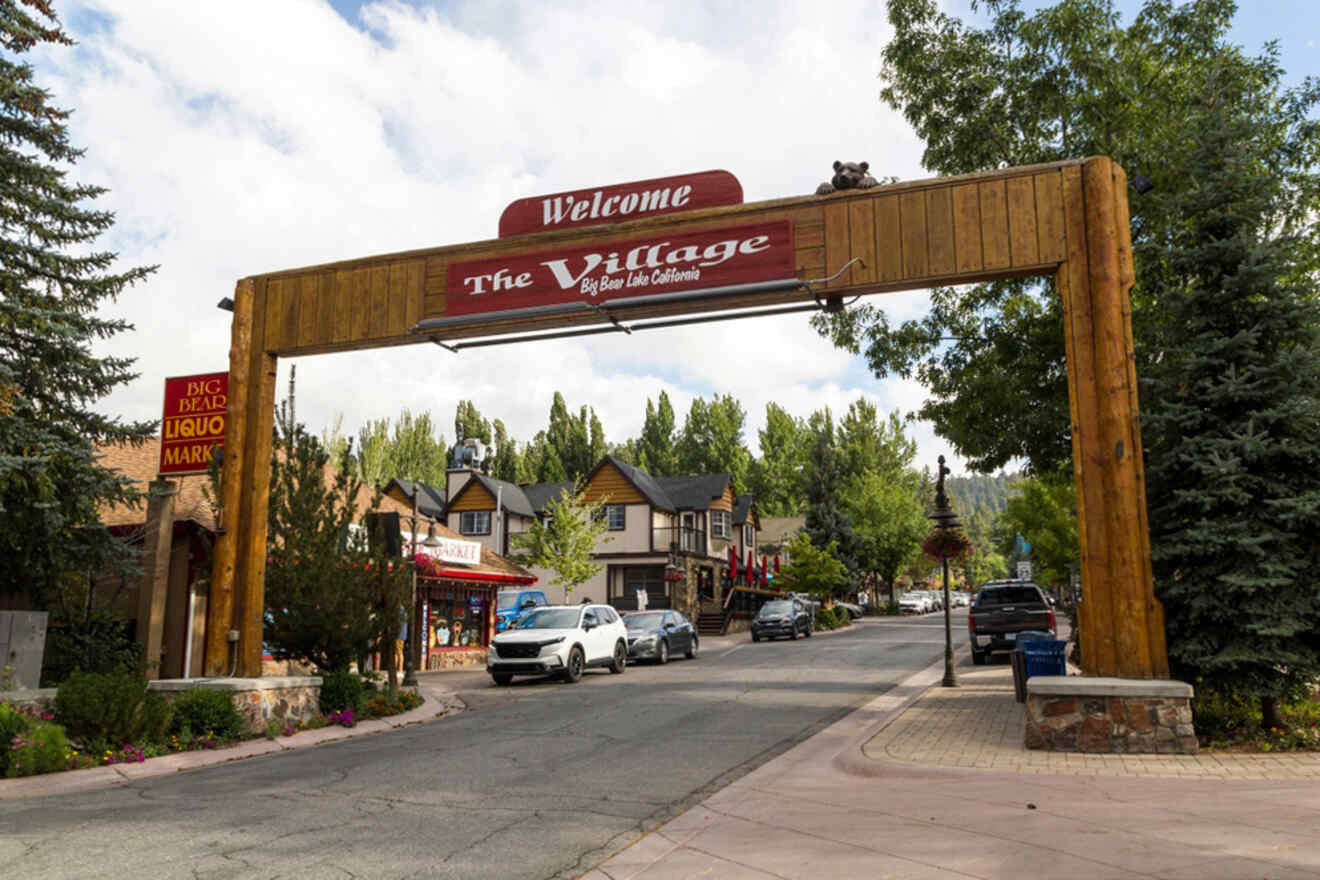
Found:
<box><xmin>968</xmin><ymin>580</ymin><xmax>1055</xmax><ymax>665</ymax></box>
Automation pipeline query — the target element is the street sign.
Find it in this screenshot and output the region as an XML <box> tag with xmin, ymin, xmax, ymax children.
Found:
<box><xmin>1017</xmin><ymin>561</ymin><xmax>1032</xmax><ymax>581</ymax></box>
<box><xmin>159</xmin><ymin>371</ymin><xmax>227</xmax><ymax>476</ymax></box>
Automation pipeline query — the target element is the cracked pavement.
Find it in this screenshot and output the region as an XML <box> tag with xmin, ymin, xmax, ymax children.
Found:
<box><xmin>0</xmin><ymin>617</ymin><xmax>963</xmax><ymax>879</ymax></box>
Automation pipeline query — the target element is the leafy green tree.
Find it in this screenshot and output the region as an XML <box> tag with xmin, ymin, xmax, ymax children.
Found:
<box><xmin>1142</xmin><ymin>79</ymin><xmax>1320</xmax><ymax>729</ymax></box>
<box><xmin>385</xmin><ymin>409</ymin><xmax>447</xmax><ymax>485</ymax></box>
<box><xmin>0</xmin><ymin>4</ymin><xmax>155</xmax><ymax>609</ymax></box>
<box><xmin>355</xmin><ymin>417</ymin><xmax>391</xmax><ymax>488</ymax></box>
<box><xmin>837</xmin><ymin>398</ymin><xmax>917</xmax><ymax>484</ymax></box>
<box><xmin>676</xmin><ymin>394</ymin><xmax>753</xmax><ymax>487</ymax></box>
<box><xmin>995</xmin><ymin>471</ymin><xmax>1078</xmax><ymax>592</ymax></box>
<box><xmin>636</xmin><ymin>391</ymin><xmax>678</xmax><ymax>476</ymax></box>
<box><xmin>776</xmin><ymin>532</ymin><xmax>849</xmax><ymax>599</ymax></box>
<box><xmin>747</xmin><ymin>402</ymin><xmax>809</xmax><ymax>516</ymax></box>
<box><xmin>510</xmin><ymin>489</ymin><xmax>612</xmax><ymax>595</ymax></box>
<box><xmin>453</xmin><ymin>399</ymin><xmax>492</xmax><ymax>447</ymax></box>
<box><xmin>816</xmin><ymin>0</ymin><xmax>1320</xmax><ymax>474</ymax></box>
<box><xmin>488</xmin><ymin>418</ymin><xmax>521</xmax><ymax>483</ymax></box>
<box><xmin>844</xmin><ymin>472</ymin><xmax>928</xmax><ymax>606</ymax></box>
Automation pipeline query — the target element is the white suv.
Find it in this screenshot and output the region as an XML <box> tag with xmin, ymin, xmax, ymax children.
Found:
<box><xmin>487</xmin><ymin>604</ymin><xmax>629</xmax><ymax>685</ymax></box>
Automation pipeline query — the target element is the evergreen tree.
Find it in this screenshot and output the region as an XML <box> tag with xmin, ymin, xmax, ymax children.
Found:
<box><xmin>453</xmin><ymin>399</ymin><xmax>491</xmax><ymax>448</ymax></box>
<box><xmin>0</xmin><ymin>4</ymin><xmax>155</xmax><ymax>606</ymax></box>
<box><xmin>488</xmin><ymin>419</ymin><xmax>521</xmax><ymax>483</ymax></box>
<box><xmin>1143</xmin><ymin>77</ymin><xmax>1320</xmax><ymax>728</ymax></box>
<box><xmin>803</xmin><ymin>431</ymin><xmax>858</xmax><ymax>576</ymax></box>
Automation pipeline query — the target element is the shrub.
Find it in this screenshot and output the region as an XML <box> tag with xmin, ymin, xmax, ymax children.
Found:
<box><xmin>0</xmin><ymin>702</ymin><xmax>28</xmax><ymax>774</ymax></box>
<box><xmin>167</xmin><ymin>688</ymin><xmax>242</xmax><ymax>742</ymax></box>
<box><xmin>813</xmin><ymin>609</ymin><xmax>837</xmax><ymax>631</ymax></box>
<box><xmin>319</xmin><ymin>670</ymin><xmax>370</xmax><ymax>714</ymax></box>
<box><xmin>6</xmin><ymin>719</ymin><xmax>73</xmax><ymax>777</ymax></box>
<box><xmin>55</xmin><ymin>670</ymin><xmax>171</xmax><ymax>748</ymax></box>
<box><xmin>833</xmin><ymin>608</ymin><xmax>852</xmax><ymax>627</ymax></box>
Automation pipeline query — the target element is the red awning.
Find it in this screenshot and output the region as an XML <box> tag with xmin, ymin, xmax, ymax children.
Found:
<box><xmin>421</xmin><ymin>568</ymin><xmax>536</xmax><ymax>586</ymax></box>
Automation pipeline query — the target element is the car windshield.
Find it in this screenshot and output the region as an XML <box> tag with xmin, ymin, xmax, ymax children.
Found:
<box><xmin>977</xmin><ymin>586</ymin><xmax>1042</xmax><ymax>606</ymax></box>
<box><xmin>516</xmin><ymin>608</ymin><xmax>581</xmax><ymax>629</ymax></box>
<box><xmin>624</xmin><ymin>612</ymin><xmax>665</xmax><ymax>630</ymax></box>
<box><xmin>497</xmin><ymin>594</ymin><xmax>520</xmax><ymax>611</ymax></box>
<box><xmin>759</xmin><ymin>601</ymin><xmax>793</xmax><ymax>616</ymax></box>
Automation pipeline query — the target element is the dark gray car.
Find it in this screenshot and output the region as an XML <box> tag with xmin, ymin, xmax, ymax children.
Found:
<box><xmin>750</xmin><ymin>599</ymin><xmax>812</xmax><ymax>641</ymax></box>
<box><xmin>622</xmin><ymin>610</ymin><xmax>698</xmax><ymax>664</ymax></box>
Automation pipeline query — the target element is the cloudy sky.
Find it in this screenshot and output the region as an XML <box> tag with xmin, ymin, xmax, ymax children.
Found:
<box><xmin>44</xmin><ymin>0</ymin><xmax>1317</xmax><ymax>477</ymax></box>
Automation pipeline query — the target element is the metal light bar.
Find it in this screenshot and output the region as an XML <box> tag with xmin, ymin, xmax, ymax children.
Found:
<box><xmin>437</xmin><ymin>302</ymin><xmax>824</xmax><ymax>351</ymax></box>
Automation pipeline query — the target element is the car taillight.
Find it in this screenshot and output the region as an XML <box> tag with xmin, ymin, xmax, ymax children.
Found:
<box><xmin>1047</xmin><ymin>609</ymin><xmax>1056</xmax><ymax>631</ymax></box>
<box><xmin>967</xmin><ymin>611</ymin><xmax>975</xmax><ymax>634</ymax></box>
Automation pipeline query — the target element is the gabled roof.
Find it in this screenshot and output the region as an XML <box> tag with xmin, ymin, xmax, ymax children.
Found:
<box><xmin>758</xmin><ymin>516</ymin><xmax>805</xmax><ymax>547</ymax></box>
<box><xmin>732</xmin><ymin>493</ymin><xmax>756</xmax><ymax>526</ymax></box>
<box><xmin>655</xmin><ymin>473</ymin><xmax>731</xmax><ymax>510</ymax></box>
<box><xmin>384</xmin><ymin>478</ymin><xmax>447</xmax><ymax>519</ymax></box>
<box><xmin>522</xmin><ymin>480</ymin><xmax>576</xmax><ymax>513</ymax></box>
<box><xmin>470</xmin><ymin>473</ymin><xmax>537</xmax><ymax>518</ymax></box>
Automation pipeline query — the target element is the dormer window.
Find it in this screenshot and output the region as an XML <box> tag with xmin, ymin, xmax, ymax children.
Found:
<box><xmin>711</xmin><ymin>510</ymin><xmax>731</xmax><ymax>539</ymax></box>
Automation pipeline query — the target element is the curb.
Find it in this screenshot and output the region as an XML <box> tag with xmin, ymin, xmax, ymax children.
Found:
<box><xmin>830</xmin><ymin>644</ymin><xmax>970</xmax><ymax>779</ymax></box>
<box><xmin>0</xmin><ymin>686</ymin><xmax>466</xmax><ymax>802</ymax></box>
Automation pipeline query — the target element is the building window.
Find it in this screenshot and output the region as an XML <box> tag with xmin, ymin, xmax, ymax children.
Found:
<box><xmin>711</xmin><ymin>510</ymin><xmax>731</xmax><ymax>539</ymax></box>
<box><xmin>595</xmin><ymin>504</ymin><xmax>626</xmax><ymax>530</ymax></box>
<box><xmin>743</xmin><ymin>524</ymin><xmax>754</xmax><ymax>547</ymax></box>
<box><xmin>460</xmin><ymin>510</ymin><xmax>491</xmax><ymax>535</ymax></box>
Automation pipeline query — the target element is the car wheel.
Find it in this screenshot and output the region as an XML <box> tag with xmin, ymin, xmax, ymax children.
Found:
<box><xmin>656</xmin><ymin>639</ymin><xmax>669</xmax><ymax>665</ymax></box>
<box><xmin>971</xmin><ymin>648</ymin><xmax>987</xmax><ymax>666</ymax></box>
<box><xmin>751</xmin><ymin>632</ymin><xmax>761</xmax><ymax>642</ymax></box>
<box><xmin>609</xmin><ymin>640</ymin><xmax>627</xmax><ymax>674</ymax></box>
<box><xmin>686</xmin><ymin>636</ymin><xmax>698</xmax><ymax>659</ymax></box>
<box><xmin>492</xmin><ymin>673</ymin><xmax>513</xmax><ymax>686</ymax></box>
<box><xmin>563</xmin><ymin>646</ymin><xmax>585</xmax><ymax>683</ymax></box>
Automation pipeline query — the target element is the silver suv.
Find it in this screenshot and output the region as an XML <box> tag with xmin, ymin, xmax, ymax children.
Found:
<box><xmin>486</xmin><ymin>604</ymin><xmax>628</xmax><ymax>685</ymax></box>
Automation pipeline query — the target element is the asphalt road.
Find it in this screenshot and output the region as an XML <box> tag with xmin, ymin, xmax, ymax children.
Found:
<box><xmin>0</xmin><ymin>611</ymin><xmax>968</xmax><ymax>880</ymax></box>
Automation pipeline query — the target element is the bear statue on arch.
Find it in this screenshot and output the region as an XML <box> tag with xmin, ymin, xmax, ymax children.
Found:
<box><xmin>816</xmin><ymin>160</ymin><xmax>879</xmax><ymax>195</ymax></box>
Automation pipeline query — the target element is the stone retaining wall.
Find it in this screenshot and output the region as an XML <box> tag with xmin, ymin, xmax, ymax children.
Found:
<box><xmin>1025</xmin><ymin>676</ymin><xmax>1197</xmax><ymax>755</ymax></box>
<box><xmin>152</xmin><ymin>677</ymin><xmax>321</xmax><ymax>735</ymax></box>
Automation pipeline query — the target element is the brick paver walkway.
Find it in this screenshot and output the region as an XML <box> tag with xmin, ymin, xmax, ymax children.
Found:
<box><xmin>864</xmin><ymin>662</ymin><xmax>1320</xmax><ymax>778</ymax></box>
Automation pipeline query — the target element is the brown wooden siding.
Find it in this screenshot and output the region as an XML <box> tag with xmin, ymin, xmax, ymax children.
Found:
<box><xmin>580</xmin><ymin>463</ymin><xmax>646</xmax><ymax>505</ymax></box>
<box><xmin>447</xmin><ymin>481</ymin><xmax>496</xmax><ymax>512</ymax></box>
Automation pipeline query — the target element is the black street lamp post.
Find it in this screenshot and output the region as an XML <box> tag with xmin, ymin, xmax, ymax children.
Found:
<box><xmin>403</xmin><ymin>489</ymin><xmax>443</xmax><ymax>688</ymax></box>
<box><xmin>929</xmin><ymin>455</ymin><xmax>960</xmax><ymax>688</ymax></box>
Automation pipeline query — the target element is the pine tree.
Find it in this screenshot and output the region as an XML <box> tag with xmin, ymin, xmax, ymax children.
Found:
<box><xmin>1144</xmin><ymin>74</ymin><xmax>1320</xmax><ymax>727</ymax></box>
<box><xmin>0</xmin><ymin>4</ymin><xmax>155</xmax><ymax>604</ymax></box>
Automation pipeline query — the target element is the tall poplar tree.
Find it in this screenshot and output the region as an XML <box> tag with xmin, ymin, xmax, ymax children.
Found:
<box><xmin>0</xmin><ymin>3</ymin><xmax>155</xmax><ymax>605</ymax></box>
<box><xmin>636</xmin><ymin>391</ymin><xmax>678</xmax><ymax>476</ymax></box>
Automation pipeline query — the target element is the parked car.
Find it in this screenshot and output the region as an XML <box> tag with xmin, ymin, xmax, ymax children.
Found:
<box><xmin>835</xmin><ymin>601</ymin><xmax>863</xmax><ymax>620</ymax></box>
<box><xmin>622</xmin><ymin>610</ymin><xmax>698</xmax><ymax>663</ymax></box>
<box><xmin>952</xmin><ymin>592</ymin><xmax>970</xmax><ymax>608</ymax></box>
<box><xmin>487</xmin><ymin>604</ymin><xmax>628</xmax><ymax>685</ymax></box>
<box><xmin>967</xmin><ymin>581</ymin><xmax>1056</xmax><ymax>665</ymax></box>
<box><xmin>750</xmin><ymin>599</ymin><xmax>813</xmax><ymax>641</ymax></box>
<box><xmin>925</xmin><ymin>591</ymin><xmax>944</xmax><ymax>612</ymax></box>
<box><xmin>494</xmin><ymin>588</ymin><xmax>549</xmax><ymax>633</ymax></box>
<box><xmin>898</xmin><ymin>593</ymin><xmax>930</xmax><ymax>614</ymax></box>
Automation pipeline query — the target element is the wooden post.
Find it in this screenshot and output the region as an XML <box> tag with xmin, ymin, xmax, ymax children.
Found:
<box><xmin>136</xmin><ymin>479</ymin><xmax>177</xmax><ymax>679</ymax></box>
<box><xmin>205</xmin><ymin>280</ymin><xmax>254</xmax><ymax>676</ymax></box>
<box><xmin>1058</xmin><ymin>157</ymin><xmax>1168</xmax><ymax>679</ymax></box>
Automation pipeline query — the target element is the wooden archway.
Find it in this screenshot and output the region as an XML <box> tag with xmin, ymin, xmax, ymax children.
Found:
<box><xmin>206</xmin><ymin>156</ymin><xmax>1167</xmax><ymax>680</ymax></box>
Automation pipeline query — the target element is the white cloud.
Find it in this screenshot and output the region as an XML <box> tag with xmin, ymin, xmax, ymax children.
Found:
<box><xmin>50</xmin><ymin>0</ymin><xmax>970</xmax><ymax>474</ymax></box>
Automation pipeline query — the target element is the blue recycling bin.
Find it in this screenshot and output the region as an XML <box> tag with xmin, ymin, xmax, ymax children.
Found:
<box><xmin>1020</xmin><ymin>639</ymin><xmax>1067</xmax><ymax>679</ymax></box>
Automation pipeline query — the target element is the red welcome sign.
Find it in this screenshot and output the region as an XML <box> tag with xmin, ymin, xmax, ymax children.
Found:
<box><xmin>498</xmin><ymin>170</ymin><xmax>742</xmax><ymax>238</ymax></box>
<box><xmin>446</xmin><ymin>221</ymin><xmax>794</xmax><ymax>318</ymax></box>
<box><xmin>159</xmin><ymin>371</ymin><xmax>228</xmax><ymax>476</ymax></box>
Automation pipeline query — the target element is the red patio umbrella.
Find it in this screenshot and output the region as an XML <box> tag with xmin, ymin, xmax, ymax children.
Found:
<box><xmin>774</xmin><ymin>554</ymin><xmax>781</xmax><ymax>573</ymax></box>
<box><xmin>761</xmin><ymin>556</ymin><xmax>769</xmax><ymax>587</ymax></box>
<box><xmin>746</xmin><ymin>550</ymin><xmax>755</xmax><ymax>586</ymax></box>
<box><xmin>729</xmin><ymin>546</ymin><xmax>738</xmax><ymax>583</ymax></box>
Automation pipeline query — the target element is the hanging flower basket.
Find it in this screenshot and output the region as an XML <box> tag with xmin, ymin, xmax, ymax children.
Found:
<box><xmin>922</xmin><ymin>528</ymin><xmax>974</xmax><ymax>561</ymax></box>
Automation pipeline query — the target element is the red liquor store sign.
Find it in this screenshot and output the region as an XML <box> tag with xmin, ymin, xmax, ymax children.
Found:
<box><xmin>159</xmin><ymin>371</ymin><xmax>227</xmax><ymax>476</ymax></box>
<box><xmin>498</xmin><ymin>170</ymin><xmax>742</xmax><ymax>238</ymax></box>
<box><xmin>446</xmin><ymin>220</ymin><xmax>794</xmax><ymax>318</ymax></box>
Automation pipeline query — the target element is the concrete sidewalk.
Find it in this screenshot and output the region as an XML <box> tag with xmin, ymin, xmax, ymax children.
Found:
<box><xmin>584</xmin><ymin>653</ymin><xmax>1320</xmax><ymax>880</ymax></box>
<box><xmin>0</xmin><ymin>679</ymin><xmax>465</xmax><ymax>801</ymax></box>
